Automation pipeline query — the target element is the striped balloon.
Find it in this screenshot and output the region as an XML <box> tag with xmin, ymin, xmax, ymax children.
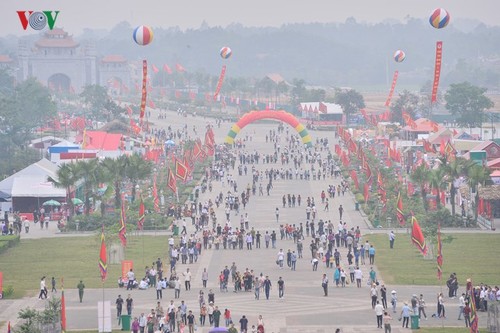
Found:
<box><xmin>394</xmin><ymin>50</ymin><xmax>406</xmax><ymax>63</ymax></box>
<box><xmin>220</xmin><ymin>47</ymin><xmax>232</xmax><ymax>59</ymax></box>
<box><xmin>133</xmin><ymin>25</ymin><xmax>154</xmax><ymax>46</ymax></box>
<box><xmin>429</xmin><ymin>8</ymin><xmax>450</xmax><ymax>29</ymax></box>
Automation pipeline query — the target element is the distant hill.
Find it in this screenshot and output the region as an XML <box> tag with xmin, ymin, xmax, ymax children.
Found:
<box><xmin>2</xmin><ymin>18</ymin><xmax>499</xmax><ymax>89</ymax></box>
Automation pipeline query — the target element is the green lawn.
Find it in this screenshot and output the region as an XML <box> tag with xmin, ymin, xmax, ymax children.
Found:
<box><xmin>366</xmin><ymin>233</ymin><xmax>500</xmax><ymax>285</ymax></box>
<box><xmin>413</xmin><ymin>328</ymin><xmax>472</xmax><ymax>333</ymax></box>
<box><xmin>1</xmin><ymin>235</ymin><xmax>169</xmax><ymax>298</ymax></box>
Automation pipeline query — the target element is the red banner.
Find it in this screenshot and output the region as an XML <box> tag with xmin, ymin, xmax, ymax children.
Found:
<box><xmin>121</xmin><ymin>260</ymin><xmax>133</xmax><ymax>281</ymax></box>
<box><xmin>213</xmin><ymin>65</ymin><xmax>226</xmax><ymax>101</ymax></box>
<box><xmin>139</xmin><ymin>60</ymin><xmax>148</xmax><ymax>125</ymax></box>
<box><xmin>431</xmin><ymin>41</ymin><xmax>443</xmax><ymax>103</ymax></box>
<box><xmin>385</xmin><ymin>70</ymin><xmax>399</xmax><ymax>107</ymax></box>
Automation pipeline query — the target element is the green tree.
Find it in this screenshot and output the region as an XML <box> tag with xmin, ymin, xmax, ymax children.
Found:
<box><xmin>468</xmin><ymin>164</ymin><xmax>491</xmax><ymax>221</ymax></box>
<box><xmin>440</xmin><ymin>156</ymin><xmax>473</xmax><ymax>216</ymax></box>
<box><xmin>15</xmin><ymin>307</ymin><xmax>40</xmax><ymax>333</ymax></box>
<box><xmin>80</xmin><ymin>84</ymin><xmax>124</xmax><ymax>121</ymax></box>
<box><xmin>444</xmin><ymin>82</ymin><xmax>494</xmax><ymax>128</ymax></box>
<box><xmin>125</xmin><ymin>154</ymin><xmax>153</xmax><ymax>202</ymax></box>
<box><xmin>390</xmin><ymin>90</ymin><xmax>419</xmax><ymax>124</ymax></box>
<box><xmin>429</xmin><ymin>168</ymin><xmax>447</xmax><ymax>210</ymax></box>
<box><xmin>0</xmin><ymin>78</ymin><xmax>56</xmax><ymax>148</ymax></box>
<box><xmin>101</xmin><ymin>155</ymin><xmax>129</xmax><ymax>208</ymax></box>
<box><xmin>290</xmin><ymin>78</ymin><xmax>307</xmax><ymax>106</ymax></box>
<box><xmin>73</xmin><ymin>159</ymin><xmax>99</xmax><ymax>215</ymax></box>
<box><xmin>48</xmin><ymin>163</ymin><xmax>78</xmax><ymax>215</ymax></box>
<box><xmin>334</xmin><ymin>89</ymin><xmax>365</xmax><ymax>123</ymax></box>
<box><xmin>410</xmin><ymin>164</ymin><xmax>431</xmax><ymax>211</ymax></box>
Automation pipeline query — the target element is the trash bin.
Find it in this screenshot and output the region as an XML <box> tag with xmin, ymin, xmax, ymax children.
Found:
<box><xmin>121</xmin><ymin>314</ymin><xmax>131</xmax><ymax>331</ymax></box>
<box><xmin>355</xmin><ymin>202</ymin><xmax>359</xmax><ymax>211</ymax></box>
<box><xmin>173</xmin><ymin>225</ymin><xmax>179</xmax><ymax>236</ymax></box>
<box><xmin>410</xmin><ymin>315</ymin><xmax>419</xmax><ymax>329</ymax></box>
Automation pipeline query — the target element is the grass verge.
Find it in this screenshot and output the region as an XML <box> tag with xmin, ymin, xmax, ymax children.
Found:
<box><xmin>1</xmin><ymin>235</ymin><xmax>169</xmax><ymax>298</ymax></box>
<box><xmin>365</xmin><ymin>233</ymin><xmax>500</xmax><ymax>285</ymax></box>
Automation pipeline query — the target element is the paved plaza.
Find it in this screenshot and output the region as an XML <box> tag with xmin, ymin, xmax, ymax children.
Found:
<box><xmin>0</xmin><ymin>109</ymin><xmax>489</xmax><ymax>333</ymax></box>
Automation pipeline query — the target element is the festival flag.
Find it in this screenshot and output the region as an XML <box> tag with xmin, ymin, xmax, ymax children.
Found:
<box><xmin>138</xmin><ymin>196</ymin><xmax>145</xmax><ymax>230</ymax></box>
<box><xmin>118</xmin><ymin>197</ymin><xmax>127</xmax><ymax>247</ymax></box>
<box><xmin>431</xmin><ymin>41</ymin><xmax>443</xmax><ymax>103</ymax></box>
<box><xmin>423</xmin><ymin>139</ymin><xmax>436</xmax><ymax>153</ymax></box>
<box><xmin>410</xmin><ymin>215</ymin><xmax>427</xmax><ymax>256</ymax></box>
<box><xmin>377</xmin><ymin>171</ymin><xmax>384</xmax><ymax>190</ymax></box>
<box><xmin>350</xmin><ymin>170</ymin><xmax>359</xmax><ymax>190</ymax></box>
<box><xmin>99</xmin><ymin>228</ymin><xmax>108</xmax><ymax>280</ymax></box>
<box><xmin>130</xmin><ymin>119</ymin><xmax>141</xmax><ymax>135</ymax></box>
<box><xmin>167</xmin><ymin>167</ymin><xmax>177</xmax><ymax>194</ymax></box>
<box><xmin>174</xmin><ymin>158</ymin><xmax>188</xmax><ymax>181</ymax></box>
<box><xmin>444</xmin><ymin>141</ymin><xmax>457</xmax><ymax>157</ymax></box>
<box><xmin>385</xmin><ymin>70</ymin><xmax>399</xmax><ymax>107</ymax></box>
<box><xmin>213</xmin><ymin>65</ymin><xmax>227</xmax><ymax>100</ymax></box>
<box><xmin>8</xmin><ymin>321</ymin><xmax>11</xmax><ymax>333</ymax></box>
<box><xmin>61</xmin><ymin>280</ymin><xmax>67</xmax><ymax>333</ymax></box>
<box><xmin>192</xmin><ymin>139</ymin><xmax>202</xmax><ymax>160</ymax></box>
<box><xmin>139</xmin><ymin>60</ymin><xmax>148</xmax><ymax>126</ymax></box>
<box><xmin>439</xmin><ymin>138</ymin><xmax>446</xmax><ymax>155</ymax></box>
<box><xmin>437</xmin><ymin>223</ymin><xmax>443</xmax><ymax>280</ymax></box>
<box><xmin>468</xmin><ymin>279</ymin><xmax>479</xmax><ymax>333</ymax></box>
<box><xmin>363</xmin><ymin>183</ymin><xmax>370</xmax><ymax>203</ymax></box>
<box><xmin>396</xmin><ymin>191</ymin><xmax>405</xmax><ymax>226</ymax></box>
<box><xmin>430</xmin><ymin>121</ymin><xmax>440</xmax><ymax>132</ymax></box>
<box><xmin>152</xmin><ymin>64</ymin><xmax>159</xmax><ymax>73</ymax></box>
<box><xmin>407</xmin><ymin>182</ymin><xmax>415</xmax><ymax>196</ymax></box>
<box><xmin>148</xmin><ymin>100</ymin><xmax>156</xmax><ymax>109</ymax></box>
<box><xmin>176</xmin><ymin>63</ymin><xmax>186</xmax><ymax>72</ymax></box>
<box><xmin>163</xmin><ymin>64</ymin><xmax>172</xmax><ymax>74</ymax></box>
<box><xmin>153</xmin><ymin>176</ymin><xmax>160</xmax><ymax>213</ymax></box>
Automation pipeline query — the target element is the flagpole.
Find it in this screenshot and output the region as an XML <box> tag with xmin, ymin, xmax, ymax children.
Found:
<box><xmin>102</xmin><ymin>280</ymin><xmax>105</xmax><ymax>333</ymax></box>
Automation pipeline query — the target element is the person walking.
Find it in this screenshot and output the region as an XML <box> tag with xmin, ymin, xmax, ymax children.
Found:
<box><xmin>263</xmin><ymin>276</ymin><xmax>272</xmax><ymax>300</ymax></box>
<box><xmin>51</xmin><ymin>277</ymin><xmax>57</xmax><ymax>293</ymax></box>
<box><xmin>389</xmin><ymin>231</ymin><xmax>396</xmax><ymax>249</ymax></box>
<box><xmin>38</xmin><ymin>276</ymin><xmax>48</xmax><ymax>299</ymax></box>
<box><xmin>115</xmin><ymin>295</ymin><xmax>124</xmax><ymax>320</ymax></box>
<box><xmin>458</xmin><ymin>293</ymin><xmax>465</xmax><ymax>320</ymax></box>
<box><xmin>183</xmin><ymin>268</ymin><xmax>192</xmax><ymax>290</ymax></box>
<box><xmin>202</xmin><ymin>268</ymin><xmax>209</xmax><ymax>288</ymax></box>
<box><xmin>174</xmin><ymin>277</ymin><xmax>181</xmax><ymax>298</ymax></box>
<box><xmin>187</xmin><ymin>310</ymin><xmax>196</xmax><ymax>333</ymax></box>
<box><xmin>77</xmin><ymin>280</ymin><xmax>85</xmax><ymax>303</ymax></box>
<box><xmin>277</xmin><ymin>277</ymin><xmax>285</xmax><ymax>299</ymax></box>
<box><xmin>391</xmin><ymin>290</ymin><xmax>398</xmax><ymax>313</ymax></box>
<box><xmin>126</xmin><ymin>294</ymin><xmax>134</xmax><ymax>316</ymax></box>
<box><xmin>156</xmin><ymin>279</ymin><xmax>163</xmax><ymax>300</ymax></box>
<box><xmin>375</xmin><ymin>301</ymin><xmax>384</xmax><ymax>328</ymax></box>
<box><xmin>383</xmin><ymin>311</ymin><xmax>393</xmax><ymax>333</ymax></box>
<box><xmin>400</xmin><ymin>302</ymin><xmax>412</xmax><ymax>328</ymax></box>
<box><xmin>418</xmin><ymin>294</ymin><xmax>428</xmax><ymax>320</ymax></box>
<box><xmin>322</xmin><ymin>273</ymin><xmax>329</xmax><ymax>296</ymax></box>
<box><xmin>213</xmin><ymin>306</ymin><xmax>221</xmax><ymax>327</ymax></box>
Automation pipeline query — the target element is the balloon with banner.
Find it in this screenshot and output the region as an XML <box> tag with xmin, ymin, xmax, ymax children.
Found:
<box><xmin>214</xmin><ymin>46</ymin><xmax>232</xmax><ymax>101</ymax></box>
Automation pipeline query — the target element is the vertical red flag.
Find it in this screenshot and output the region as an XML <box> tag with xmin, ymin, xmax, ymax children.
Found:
<box><xmin>61</xmin><ymin>279</ymin><xmax>67</xmax><ymax>333</ymax></box>
<box><xmin>385</xmin><ymin>70</ymin><xmax>399</xmax><ymax>107</ymax></box>
<box><xmin>99</xmin><ymin>228</ymin><xmax>107</xmax><ymax>280</ymax></box>
<box><xmin>138</xmin><ymin>196</ymin><xmax>145</xmax><ymax>230</ymax></box>
<box><xmin>174</xmin><ymin>158</ymin><xmax>188</xmax><ymax>181</ymax></box>
<box><xmin>213</xmin><ymin>65</ymin><xmax>227</xmax><ymax>101</ymax></box>
<box><xmin>350</xmin><ymin>170</ymin><xmax>359</xmax><ymax>190</ymax></box>
<box><xmin>8</xmin><ymin>321</ymin><xmax>11</xmax><ymax>333</ymax></box>
<box><xmin>176</xmin><ymin>63</ymin><xmax>186</xmax><ymax>72</ymax></box>
<box><xmin>167</xmin><ymin>167</ymin><xmax>177</xmax><ymax>194</ymax></box>
<box><xmin>363</xmin><ymin>183</ymin><xmax>370</xmax><ymax>203</ymax></box>
<box><xmin>437</xmin><ymin>223</ymin><xmax>443</xmax><ymax>280</ymax></box>
<box><xmin>431</xmin><ymin>41</ymin><xmax>443</xmax><ymax>103</ymax></box>
<box><xmin>410</xmin><ymin>215</ymin><xmax>427</xmax><ymax>256</ymax></box>
<box><xmin>119</xmin><ymin>197</ymin><xmax>127</xmax><ymax>247</ymax></box>
<box><xmin>152</xmin><ymin>64</ymin><xmax>159</xmax><ymax>73</ymax></box>
<box><xmin>163</xmin><ymin>64</ymin><xmax>172</xmax><ymax>74</ymax></box>
<box><xmin>139</xmin><ymin>60</ymin><xmax>148</xmax><ymax>126</ymax></box>
<box><xmin>396</xmin><ymin>191</ymin><xmax>405</xmax><ymax>226</ymax></box>
<box><xmin>153</xmin><ymin>176</ymin><xmax>160</xmax><ymax>213</ymax></box>
<box><xmin>467</xmin><ymin>279</ymin><xmax>479</xmax><ymax>333</ymax></box>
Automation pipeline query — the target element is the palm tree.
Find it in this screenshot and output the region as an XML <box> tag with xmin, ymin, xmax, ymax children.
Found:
<box><xmin>468</xmin><ymin>164</ymin><xmax>491</xmax><ymax>221</ymax></box>
<box><xmin>101</xmin><ymin>155</ymin><xmax>129</xmax><ymax>208</ymax></box>
<box><xmin>73</xmin><ymin>159</ymin><xmax>99</xmax><ymax>215</ymax></box>
<box><xmin>442</xmin><ymin>157</ymin><xmax>474</xmax><ymax>216</ymax></box>
<box><xmin>410</xmin><ymin>164</ymin><xmax>431</xmax><ymax>211</ymax></box>
<box><xmin>125</xmin><ymin>154</ymin><xmax>153</xmax><ymax>202</ymax></box>
<box><xmin>48</xmin><ymin>163</ymin><xmax>78</xmax><ymax>215</ymax></box>
<box><xmin>429</xmin><ymin>168</ymin><xmax>447</xmax><ymax>209</ymax></box>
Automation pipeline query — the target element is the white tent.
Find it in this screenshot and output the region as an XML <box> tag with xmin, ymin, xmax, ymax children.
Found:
<box><xmin>0</xmin><ymin>158</ymin><xmax>59</xmax><ymax>195</ymax></box>
<box><xmin>11</xmin><ymin>176</ymin><xmax>66</xmax><ymax>198</ymax></box>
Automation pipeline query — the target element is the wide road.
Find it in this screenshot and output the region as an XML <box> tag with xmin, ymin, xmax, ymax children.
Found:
<box><xmin>1</xmin><ymin>108</ymin><xmax>483</xmax><ymax>333</ymax></box>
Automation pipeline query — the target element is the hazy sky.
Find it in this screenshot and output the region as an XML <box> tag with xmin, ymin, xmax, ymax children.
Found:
<box><xmin>3</xmin><ymin>0</ymin><xmax>499</xmax><ymax>36</ymax></box>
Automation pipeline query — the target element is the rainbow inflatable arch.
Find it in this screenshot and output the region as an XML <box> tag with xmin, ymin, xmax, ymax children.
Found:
<box><xmin>225</xmin><ymin>110</ymin><xmax>312</xmax><ymax>147</ymax></box>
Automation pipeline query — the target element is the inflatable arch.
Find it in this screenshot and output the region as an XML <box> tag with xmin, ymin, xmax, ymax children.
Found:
<box><xmin>225</xmin><ymin>110</ymin><xmax>312</xmax><ymax>147</ymax></box>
